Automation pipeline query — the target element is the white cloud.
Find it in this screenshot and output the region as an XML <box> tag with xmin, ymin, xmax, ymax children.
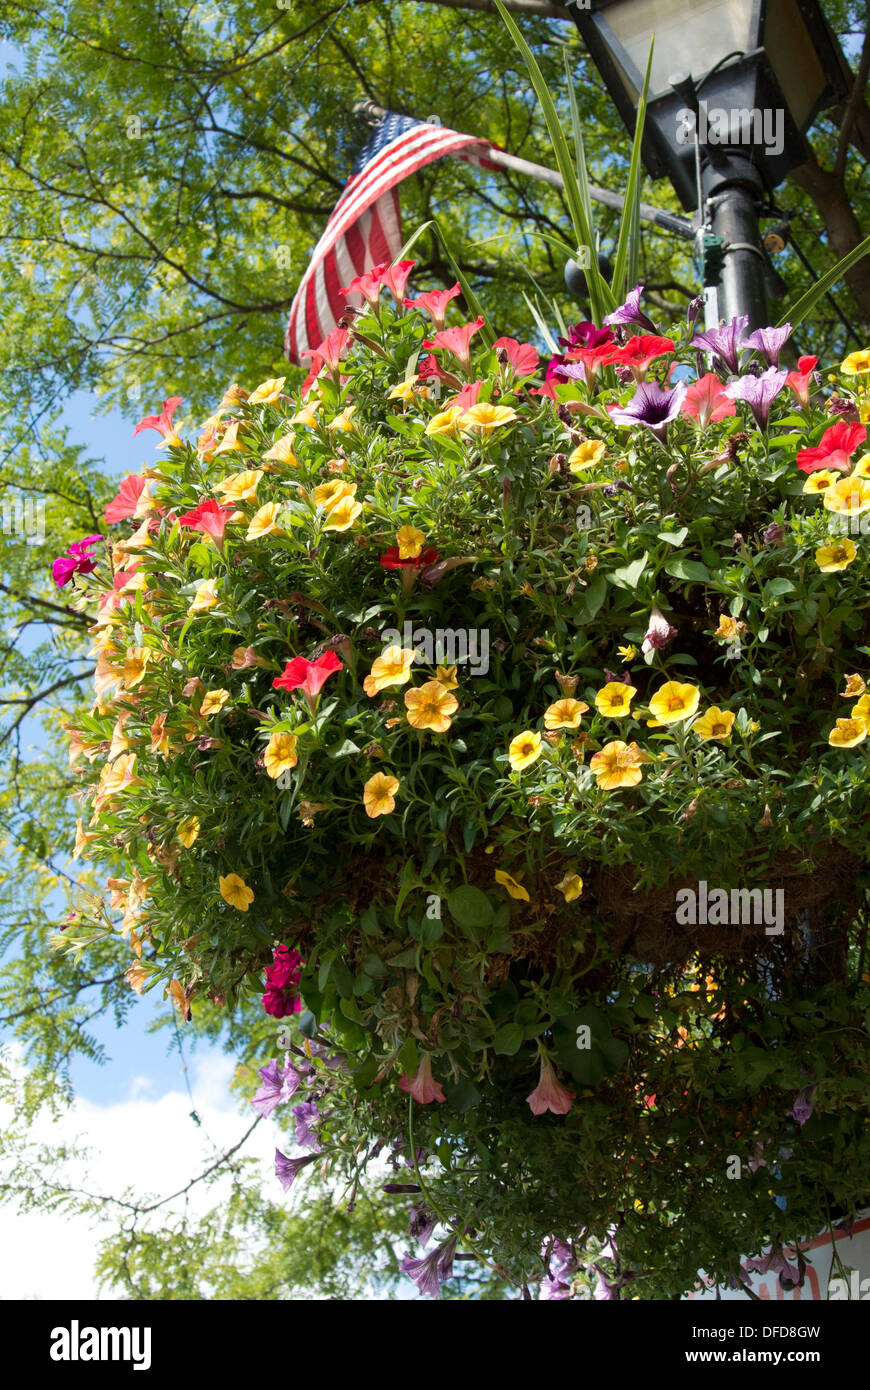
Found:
<box><xmin>0</xmin><ymin>1051</ymin><xmax>279</xmax><ymax>1300</ymax></box>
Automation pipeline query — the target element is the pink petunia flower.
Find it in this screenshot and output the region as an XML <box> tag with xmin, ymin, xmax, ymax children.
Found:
<box><xmin>526</xmin><ymin>1058</ymin><xmax>575</xmax><ymax>1116</ymax></box>
<box><xmin>51</xmin><ymin>534</ymin><xmax>102</xmax><ymax>587</ymax></box>
<box><xmin>380</xmin><ymin>259</ymin><xmax>416</xmax><ymax>302</ymax></box>
<box><xmin>398</xmin><ymin>1053</ymin><xmax>446</xmax><ymax>1104</ymax></box>
<box><xmin>133</xmin><ymin>396</ymin><xmax>184</xmax><ymax>447</ymax></box>
<box><xmin>444</xmin><ymin>380</ymin><xmax>482</xmax><ymax>411</ymax></box>
<box><xmin>104</xmin><ymin>474</ymin><xmax>147</xmax><ymax>525</ymax></box>
<box><xmin>785</xmin><ymin>354</ymin><xmax>819</xmax><ymax>410</ymax></box>
<box><xmin>493</xmin><ymin>336</ymin><xmax>539</xmax><ymax>378</ymax></box>
<box><xmin>177</xmin><ymin>499</ymin><xmax>235</xmax><ymax>541</ymax></box>
<box><xmin>680</xmin><ymin>373</ymin><xmax>737</xmax><ymax>429</ymax></box>
<box><xmin>301</xmin><ymin>326</ymin><xmax>351</xmax><ymax>373</ymax></box>
<box><xmin>403</xmin><ymin>283</ymin><xmax>461</xmax><ymax>331</ymax></box>
<box><xmin>422</xmin><ymin>315</ymin><xmax>486</xmax><ymax>373</ymax></box>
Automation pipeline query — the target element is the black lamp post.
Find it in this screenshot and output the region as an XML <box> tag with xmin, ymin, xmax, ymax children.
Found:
<box><xmin>570</xmin><ymin>0</ymin><xmax>852</xmax><ymax>329</ymax></box>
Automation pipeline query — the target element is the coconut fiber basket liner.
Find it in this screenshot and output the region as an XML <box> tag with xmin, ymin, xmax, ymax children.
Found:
<box><xmin>591</xmin><ymin>842</ymin><xmax>861</xmax><ymax>970</ymax></box>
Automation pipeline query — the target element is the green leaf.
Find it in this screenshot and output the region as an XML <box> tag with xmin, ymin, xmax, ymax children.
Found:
<box><xmin>609</xmin><ymin>555</ymin><xmax>648</xmax><ymax>590</ymax></box>
<box><xmin>444</xmin><ymin>1078</ymin><xmax>482</xmax><ymax>1112</ymax></box>
<box><xmin>359</xmin><ymin>905</ymin><xmax>381</xmax><ymax>936</ymax></box>
<box><xmin>664</xmin><ymin>557</ymin><xmax>710</xmax><ymax>583</ymax></box>
<box><xmin>609</xmin><ymin>37</ymin><xmax>653</xmax><ymax>303</ymax></box>
<box><xmin>657</xmin><ymin>527</ymin><xmax>688</xmax><ymax>546</ymax></box>
<box><xmin>446</xmin><ymin>885</ymin><xmax>494</xmax><ymax>933</ymax></box>
<box><xmin>493</xmin><ymin>1022</ymin><xmax>524</xmax><ymax>1055</ymax></box>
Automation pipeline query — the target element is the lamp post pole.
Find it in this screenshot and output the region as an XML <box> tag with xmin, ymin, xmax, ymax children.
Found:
<box><xmin>701</xmin><ymin>155</ymin><xmax>770</xmax><ymax>331</ymax></box>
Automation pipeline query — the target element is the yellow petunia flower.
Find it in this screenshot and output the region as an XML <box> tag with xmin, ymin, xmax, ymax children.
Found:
<box><xmin>594</xmin><ymin>682</ymin><xmax>637</xmax><ymax>718</ymax></box>
<box><xmin>424</xmin><ymin>406</ymin><xmax>465</xmax><ymax>438</ymax></box>
<box><xmin>823</xmin><ymin>475</ymin><xmax>870</xmax><ymax>515</ymax></box>
<box><xmin>841</xmin><ymin>674</ymin><xmax>866</xmax><ymax>698</ymax></box>
<box><xmin>508</xmin><ymin>730</ymin><xmax>542</xmax><ymax>771</ymax></box>
<box><xmin>815</xmin><ymin>537</ymin><xmax>857</xmax><ymax>572</ymax></box>
<box><xmin>264</xmin><ymin>731</ymin><xmax>298</xmax><ymax>779</ymax></box>
<box><xmin>328</xmin><ymin>406</ymin><xmax>357</xmax><ymax>433</ymax></box>
<box><xmin>556</xmin><ymin>872</ymin><xmax>583</xmax><ymax>902</ymax></box>
<box><xmin>323</xmin><ymin>496</ymin><xmax>363</xmax><ymax>531</ymax></box>
<box><xmin>200</xmin><ymin>689</ymin><xmax>230</xmax><ymax>717</ymax></box>
<box><xmin>544</xmin><ymin>698</ymin><xmax>589</xmax><ymax>730</ymax></box>
<box><xmin>589</xmin><ymin>740</ymin><xmax>651</xmax><ymax>791</ymax></box>
<box><xmin>715</xmin><ymin>614</ymin><xmax>739</xmax><ymax>640</ymax></box>
<box><xmin>246</xmin><ymin>502</ymin><xmax>283</xmax><ymax>540</ymax></box>
<box><xmin>177</xmin><ymin>816</ymin><xmax>200</xmax><ymax>848</ymax></box>
<box><xmin>495</xmin><ymin>868</ymin><xmax>529</xmax><ymax>902</ymax></box>
<box><xmin>436</xmin><ymin>665</ymin><xmax>459</xmax><ymax>691</ymax></box>
<box><xmin>693</xmin><ymin>707</ymin><xmax>735</xmax><ymax>741</ymax></box>
<box><xmin>219</xmin><ymin>872</ymin><xmax>254</xmax><ymax>911</ymax></box>
<box><xmin>291</xmin><ymin>404</ymin><xmax>319</xmax><ymax>429</ymax></box>
<box><xmin>262</xmin><ymin>433</ymin><xmax>298</xmax><ymax>466</ymax></box>
<box><xmin>212</xmin><ymin>420</ymin><xmax>249</xmax><ymax>456</ymax></box>
<box><xmin>387</xmin><ymin>378</ymin><xmax>418</xmax><ymax>402</ymax></box>
<box><xmin>313</xmin><ymin>479</ymin><xmax>355</xmax><ymax>512</ymax></box>
<box><xmin>404</xmin><ymin>679</ymin><xmax>459</xmax><ymax>733</ymax></box>
<box><xmin>123</xmin><ymin>646</ymin><xmax>152</xmax><ymax>689</ymax></box>
<box><xmin>617</xmin><ymin>644</ymin><xmax>637</xmax><ymax>662</ymax></box>
<box><xmin>459</xmin><ymin>402</ymin><xmax>518</xmax><ymax>435</ymax></box>
<box><xmin>248</xmin><ymin>376</ymin><xmax>286</xmax><ymax>405</ymax></box>
<box><xmin>828</xmin><ymin>717</ymin><xmax>867</xmax><ymax>748</ymax></box>
<box><xmin>568</xmin><ymin>439</ymin><xmax>606</xmax><ymax>473</ymax></box>
<box><xmin>853</xmin><ymin>454</ymin><xmax>870</xmax><ymax>479</ymax></box>
<box><xmin>363</xmin><ymin>771</ymin><xmax>399</xmax><ymax>818</ymax></box>
<box><xmin>219</xmin><ymin>384</ymin><xmax>249</xmax><ymax>410</ymax></box>
<box><xmin>188</xmin><ymin>578</ymin><xmax>219</xmax><ymax>614</ymax></box>
<box><xmin>648</xmin><ymin>681</ymin><xmax>700</xmax><ymax>725</ymax></box>
<box><xmin>363</xmin><ymin>646</ymin><xmax>416</xmax><ymax>697</ymax></box>
<box><xmin>215</xmin><ymin>468</ymin><xmax>263</xmax><ymax>502</ymax></box>
<box><xmin>840</xmin><ymin>349</ymin><xmax>870</xmax><ymax>376</ymax></box>
<box><xmin>395</xmin><ymin>524</ymin><xmax>426</xmax><ymax>559</ymax></box>
<box><xmin>802</xmin><ymin>469</ymin><xmax>836</xmax><ymax>494</ymax></box>
<box><xmin>851</xmin><ymin>694</ymin><xmax>870</xmax><ymax>723</ymax></box>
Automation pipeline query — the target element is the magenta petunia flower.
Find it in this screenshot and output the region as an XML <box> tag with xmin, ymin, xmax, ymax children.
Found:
<box><xmin>51</xmin><ymin>534</ymin><xmax>103</xmax><ymax>587</ymax></box>
<box><xmin>261</xmin><ymin>944</ymin><xmax>304</xmax><ymax>1018</ymax></box>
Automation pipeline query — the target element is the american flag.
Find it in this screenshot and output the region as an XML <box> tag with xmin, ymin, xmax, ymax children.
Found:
<box><xmin>284</xmin><ymin>110</ymin><xmax>495</xmax><ymax>365</ymax></box>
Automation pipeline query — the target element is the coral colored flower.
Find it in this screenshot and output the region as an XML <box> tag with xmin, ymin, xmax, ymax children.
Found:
<box><xmin>105</xmin><ymin>474</ymin><xmax>148</xmax><ymax>525</ymax></box>
<box><xmin>680</xmin><ymin>373</ymin><xmax>737</xmax><ymax>428</ymax></box>
<box><xmin>459</xmin><ymin>402</ymin><xmax>518</xmax><ymax>434</ymax></box>
<box><xmin>690</xmin><ymin>315</ymin><xmax>750</xmax><ymax>375</ymax></box>
<box><xmin>568</xmin><ymin>439</ymin><xmax>606</xmax><ymax>472</ymax></box>
<box><xmin>403</xmin><ymin>282</ymin><xmax>461</xmax><ymax>330</ymax></box>
<box><xmin>339</xmin><ymin>265</ymin><xmax>386</xmax><ymax>306</ymax></box>
<box><xmin>445</xmin><ymin>380</ymin><xmax>482</xmax><ymax>411</ymax></box>
<box><xmin>508</xmin><ymin>730</ymin><xmax>542</xmax><ymax>771</ymax></box>
<box><xmin>495</xmin><ymin>869</ymin><xmax>529</xmax><ymax>901</ymax></box>
<box><xmin>178</xmin><ymin>499</ymin><xmax>235</xmax><ymax>540</ymax></box>
<box><xmin>526</xmin><ymin>1058</ymin><xmax>574</xmax><ymax>1116</ymax></box>
<box><xmin>363</xmin><ymin>771</ymin><xmax>400</xmax><ymax>818</ymax></box>
<box><xmin>841</xmin><ymin>674</ymin><xmax>866</xmax><ymax>697</ymax></box>
<box><xmin>246</xmin><ymin>502</ymin><xmax>283</xmax><ymax>540</ymax></box>
<box><xmin>594</xmin><ymin>682</ymin><xmax>637</xmax><ymax>718</ymax></box>
<box><xmin>379</xmin><ymin>546</ymin><xmax>438</xmax><ymax>570</ymax></box>
<box><xmin>52</xmin><ymin>534</ymin><xmax>102</xmax><ymax>587</ymax></box>
<box><xmin>797</xmin><ymin>421</ymin><xmax>866</xmax><ymax>474</ymax></box>
<box><xmin>177</xmin><ymin>816</ymin><xmax>200</xmax><ymax>847</ymax></box>
<box><xmin>404</xmin><ymin>679</ymin><xmax>458</xmax><ymax>733</ymax></box>
<box><xmin>133</xmin><ymin>396</ymin><xmax>184</xmax><ymax>448</ymax></box>
<box><xmin>828</xmin><ymin>717</ymin><xmax>867</xmax><ymax>748</ymax></box>
<box><xmin>744</xmin><ymin>323</ymin><xmax>792</xmax><ymax>367</ymax></box>
<box><xmin>380</xmin><ymin>259</ymin><xmax>416</xmax><ymax>302</ymax></box>
<box><xmin>423</xmin><ymin>315</ymin><xmax>486</xmax><ymax>373</ymax></box>
<box><xmin>395</xmin><ymin>525</ymin><xmax>426</xmax><ymax>559</ymax></box>
<box><xmin>263</xmin><ymin>433</ymin><xmax>298</xmax><ymax>465</ymax></box>
<box><xmin>398</xmin><ymin>1053</ymin><xmax>446</xmax><ymax>1104</ymax></box>
<box><xmin>200</xmin><ymin>688</ymin><xmax>230</xmax><ymax>717</ymax></box>
<box><xmin>364</xmin><ymin>646</ymin><xmax>416</xmax><ymax>696</ymax></box>
<box><xmin>816</xmin><ymin>537</ymin><xmax>857</xmax><ymax>571</ymax></box>
<box><xmin>556</xmin><ymin>872</ymin><xmax>583</xmax><ymax>902</ymax></box>
<box><xmin>215</xmin><ymin>468</ymin><xmax>262</xmax><ymax>502</ymax></box>
<box><xmin>248</xmin><ymin>376</ymin><xmax>285</xmax><ymax>405</ymax></box>
<box><xmin>93</xmin><ymin>752</ymin><xmax>139</xmax><ymax>810</ymax></box>
<box><xmin>219</xmin><ymin>872</ymin><xmax>254</xmax><ymax>911</ymax></box>
<box><xmin>648</xmin><ymin>681</ymin><xmax>700</xmax><ymax>724</ymax></box>
<box><xmin>188</xmin><ymin>578</ymin><xmax>219</xmax><ymax>614</ymax></box>
<box><xmin>544</xmin><ymin>698</ymin><xmax>588</xmax><ymax>730</ymax></box>
<box><xmin>302</xmin><ymin>327</ymin><xmax>352</xmax><ymax>374</ymax></box>
<box><xmin>424</xmin><ymin>406</ymin><xmax>465</xmax><ymax>437</ymax></box>
<box><xmin>264</xmin><ymin>731</ymin><xmax>298</xmax><ymax>779</ymax></box>
<box><xmin>313</xmin><ymin>479</ymin><xmax>355</xmax><ymax>512</ymax></box>
<box><xmin>841</xmin><ymin>348</ymin><xmax>870</xmax><ymax>376</ymax></box>
<box><xmin>493</xmin><ymin>336</ymin><xmax>539</xmax><ymax>377</ymax></box>
<box><xmin>589</xmin><ymin>740</ymin><xmax>650</xmax><ymax>791</ymax></box>
<box><xmin>802</xmin><ymin>469</ymin><xmax>836</xmax><ymax>495</ymax></box>
<box><xmin>786</xmin><ymin>355</ymin><xmax>819</xmax><ymax>408</ymax></box>
<box><xmin>273</xmin><ymin>652</ymin><xmax>342</xmax><ymax>700</ymax></box>
<box><xmin>323</xmin><ymin>495</ymin><xmax>363</xmax><ymax>530</ymax></box>
<box><xmin>693</xmin><ymin>707</ymin><xmax>735</xmax><ymax>740</ymax></box>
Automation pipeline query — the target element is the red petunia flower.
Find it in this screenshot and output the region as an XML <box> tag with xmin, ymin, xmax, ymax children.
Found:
<box><xmin>796</xmin><ymin>420</ymin><xmax>867</xmax><ymax>474</ymax></box>
<box><xmin>403</xmin><ymin>283</ymin><xmax>461</xmax><ymax>331</ymax></box>
<box><xmin>273</xmin><ymin>651</ymin><xmax>343</xmax><ymax>700</ymax></box>
<box><xmin>785</xmin><ymin>354</ymin><xmax>819</xmax><ymax>409</ymax></box>
<box><xmin>133</xmin><ymin>396</ymin><xmax>184</xmax><ymax>445</ymax></box>
<box><xmin>492</xmin><ymin>336</ymin><xmax>539</xmax><ymax>378</ymax></box>
<box><xmin>602</xmin><ymin>334</ymin><xmax>675</xmax><ymax>378</ymax></box>
<box><xmin>177</xmin><ymin>499</ymin><xmax>235</xmax><ymax>540</ymax></box>
<box><xmin>301</xmin><ymin>326</ymin><xmax>351</xmax><ymax>373</ymax></box>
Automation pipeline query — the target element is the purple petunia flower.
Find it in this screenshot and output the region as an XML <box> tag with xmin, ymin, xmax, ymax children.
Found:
<box><xmin>604</xmin><ymin>284</ymin><xmax>658</xmax><ymax>335</ymax></box>
<box><xmin>274</xmin><ymin>1148</ymin><xmax>318</xmax><ymax>1192</ymax></box>
<box><xmin>609</xmin><ymin>379</ymin><xmax>687</xmax><ymax>443</ymax></box>
<box><xmin>409</xmin><ymin>1203</ymin><xmax>438</xmax><ymax>1248</ymax></box>
<box><xmin>686</xmin><ymin>294</ymin><xmax>704</xmax><ymax>330</ymax></box>
<box><xmin>400</xmin><ymin>1236</ymin><xmax>458</xmax><ymax>1299</ymax></box>
<box><xmin>790</xmin><ymin>1085</ymin><xmax>816</xmax><ymax>1127</ymax></box>
<box><xmin>51</xmin><ymin>533</ymin><xmax>103</xmax><ymax>588</ymax></box>
<box><xmin>690</xmin><ymin>315</ymin><xmax>750</xmax><ymax>375</ymax></box>
<box><xmin>293</xmin><ymin>1100</ymin><xmax>322</xmax><ymax>1152</ymax></box>
<box><xmin>744</xmin><ymin>322</ymin><xmax>793</xmax><ymax>367</ymax></box>
<box><xmin>251</xmin><ymin>1057</ymin><xmax>305</xmax><ymax>1118</ymax></box>
<box><xmin>725</xmin><ymin>366</ymin><xmax>788</xmax><ymax>430</ymax></box>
